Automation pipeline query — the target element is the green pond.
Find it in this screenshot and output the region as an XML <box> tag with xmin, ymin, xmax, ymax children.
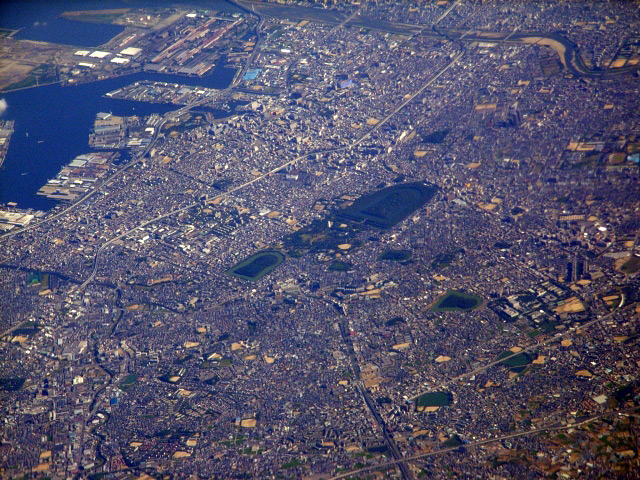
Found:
<box><xmin>227</xmin><ymin>251</ymin><xmax>285</xmax><ymax>281</ymax></box>
<box><xmin>498</xmin><ymin>351</ymin><xmax>532</xmax><ymax>372</ymax></box>
<box><xmin>378</xmin><ymin>249</ymin><xmax>412</xmax><ymax>262</ymax></box>
<box><xmin>328</xmin><ymin>261</ymin><xmax>353</xmax><ymax>272</ymax></box>
<box><xmin>431</xmin><ymin>290</ymin><xmax>483</xmax><ymax>312</ymax></box>
<box><xmin>416</xmin><ymin>391</ymin><xmax>453</xmax><ymax>408</ymax></box>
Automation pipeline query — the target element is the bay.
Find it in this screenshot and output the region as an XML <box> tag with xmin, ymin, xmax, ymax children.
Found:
<box><xmin>0</xmin><ymin>0</ymin><xmax>242</xmax><ymax>47</ymax></box>
<box><xmin>0</xmin><ymin>67</ymin><xmax>237</xmax><ymax>210</ymax></box>
<box><xmin>0</xmin><ymin>0</ymin><xmax>244</xmax><ymax>210</ymax></box>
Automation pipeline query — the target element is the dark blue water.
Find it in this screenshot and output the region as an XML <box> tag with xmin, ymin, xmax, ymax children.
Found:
<box><xmin>0</xmin><ymin>0</ymin><xmax>242</xmax><ymax>47</ymax></box>
<box><xmin>0</xmin><ymin>0</ymin><xmax>243</xmax><ymax>210</ymax></box>
<box><xmin>0</xmin><ymin>68</ymin><xmax>236</xmax><ymax>210</ymax></box>
<box><xmin>0</xmin><ymin>0</ymin><xmax>124</xmax><ymax>46</ymax></box>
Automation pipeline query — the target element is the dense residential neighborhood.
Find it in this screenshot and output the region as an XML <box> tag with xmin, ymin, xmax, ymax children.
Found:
<box><xmin>0</xmin><ymin>1</ymin><xmax>639</xmax><ymax>479</ymax></box>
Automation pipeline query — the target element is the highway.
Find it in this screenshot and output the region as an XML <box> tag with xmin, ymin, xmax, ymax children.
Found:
<box><xmin>420</xmin><ymin>28</ymin><xmax>640</xmax><ymax>78</ymax></box>
<box><xmin>77</xmin><ymin>51</ymin><xmax>465</xmax><ymax>291</ymax></box>
<box><xmin>2</xmin><ymin>5</ymin><xmax>637</xmax><ymax>478</ymax></box>
<box><xmin>358</xmin><ymin>382</ymin><xmax>414</xmax><ymax>480</ymax></box>
<box><xmin>236</xmin><ymin>0</ymin><xmax>640</xmax><ymax>79</ymax></box>
<box><xmin>352</xmin><ymin>51</ymin><xmax>464</xmax><ymax>149</ymax></box>
<box><xmin>74</xmin><ymin>50</ymin><xmax>466</xmax><ymax>478</ymax></box>
<box><xmin>234</xmin><ymin>16</ymin><xmax>265</xmax><ymax>87</ymax></box>
<box><xmin>334</xmin><ymin>307</ymin><xmax>413</xmax><ymax>480</ymax></box>
<box><xmin>434</xmin><ymin>0</ymin><xmax>463</xmax><ymax>26</ymax></box>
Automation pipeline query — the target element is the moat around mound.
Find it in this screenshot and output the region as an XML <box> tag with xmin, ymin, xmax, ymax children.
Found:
<box><xmin>378</xmin><ymin>249</ymin><xmax>412</xmax><ymax>262</ymax></box>
<box><xmin>227</xmin><ymin>251</ymin><xmax>285</xmax><ymax>281</ymax></box>
<box><xmin>337</xmin><ymin>182</ymin><xmax>436</xmax><ymax>229</ymax></box>
<box><xmin>430</xmin><ymin>290</ymin><xmax>483</xmax><ymax>312</ymax></box>
<box><xmin>285</xmin><ymin>182</ymin><xmax>437</xmax><ymax>255</ymax></box>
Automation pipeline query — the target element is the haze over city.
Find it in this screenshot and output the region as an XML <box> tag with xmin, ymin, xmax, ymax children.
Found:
<box><xmin>0</xmin><ymin>1</ymin><xmax>639</xmax><ymax>479</ymax></box>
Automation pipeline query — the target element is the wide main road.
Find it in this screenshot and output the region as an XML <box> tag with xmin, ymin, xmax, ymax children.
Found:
<box><xmin>333</xmin><ymin>302</ymin><xmax>413</xmax><ymax>480</ymax></box>
<box><xmin>358</xmin><ymin>383</ymin><xmax>413</xmax><ymax>480</ymax></box>
<box><xmin>77</xmin><ymin>50</ymin><xmax>465</xmax><ymax>291</ymax></box>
